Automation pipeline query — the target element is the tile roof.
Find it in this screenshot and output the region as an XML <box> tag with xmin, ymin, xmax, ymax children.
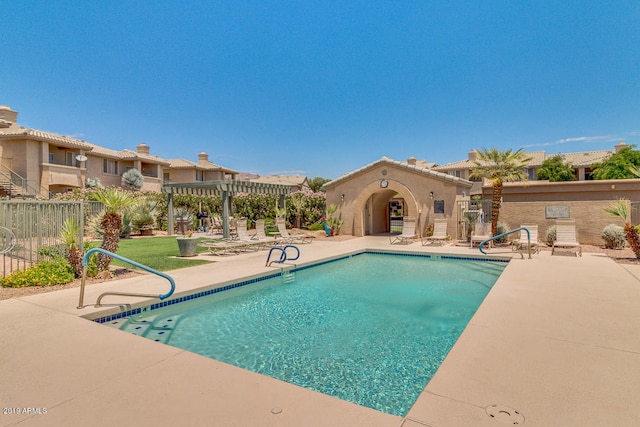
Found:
<box><xmin>434</xmin><ymin>151</ymin><xmax>546</xmax><ymax>170</ymax></box>
<box><xmin>167</xmin><ymin>158</ymin><xmax>238</xmax><ymax>173</ymax></box>
<box><xmin>554</xmin><ymin>150</ymin><xmax>614</xmax><ymax>167</ymax></box>
<box><xmin>0</xmin><ymin>127</ymin><xmax>94</xmax><ymax>150</ymax></box>
<box><xmin>246</xmin><ymin>175</ymin><xmax>309</xmax><ymax>186</ymax></box>
<box><xmin>433</xmin><ymin>149</ymin><xmax>616</xmax><ymax>170</ymax></box>
<box><xmin>325</xmin><ymin>156</ymin><xmax>473</xmax><ymax>188</ymax></box>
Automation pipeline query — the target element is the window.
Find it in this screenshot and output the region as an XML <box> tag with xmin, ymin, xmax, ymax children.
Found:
<box><xmin>163</xmin><ymin>172</ymin><xmax>171</xmax><ymax>183</ymax></box>
<box><xmin>49</xmin><ymin>153</ymin><xmax>54</xmax><ymax>163</ymax></box>
<box><xmin>66</xmin><ymin>152</ymin><xmax>75</xmax><ymax>166</ymax></box>
<box><xmin>527</xmin><ymin>168</ymin><xmax>535</xmax><ymax>180</ymax></box>
<box><xmin>103</xmin><ymin>159</ymin><xmax>119</xmax><ymax>175</ymax></box>
<box><xmin>196</xmin><ymin>170</ymin><xmax>204</xmax><ymax>181</ymax></box>
<box><xmin>448</xmin><ymin>170</ymin><xmax>461</xmax><ymax>178</ymax></box>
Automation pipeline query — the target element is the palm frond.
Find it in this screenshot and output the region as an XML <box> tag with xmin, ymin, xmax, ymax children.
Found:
<box><xmin>604</xmin><ymin>199</ymin><xmax>629</xmax><ymax>222</ymax></box>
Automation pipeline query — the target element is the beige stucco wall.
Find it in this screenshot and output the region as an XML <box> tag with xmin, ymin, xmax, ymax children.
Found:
<box><xmin>169</xmin><ymin>169</ymin><xmax>197</xmax><ymax>183</ymax></box>
<box><xmin>327</xmin><ymin>163</ymin><xmax>471</xmax><ymax>237</ymax></box>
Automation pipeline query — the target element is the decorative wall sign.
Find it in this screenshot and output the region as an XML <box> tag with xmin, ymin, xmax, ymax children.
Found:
<box><xmin>545</xmin><ymin>205</ymin><xmax>570</xmax><ymax>219</ymax></box>
<box><xmin>434</xmin><ymin>200</ymin><xmax>445</xmax><ymax>214</ymax></box>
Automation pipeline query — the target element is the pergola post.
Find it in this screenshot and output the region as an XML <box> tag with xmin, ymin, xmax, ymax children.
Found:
<box><xmin>167</xmin><ymin>192</ymin><xmax>174</xmax><ymax>236</ymax></box>
<box><xmin>279</xmin><ymin>194</ymin><xmax>286</xmax><ymax>212</ymax></box>
<box><xmin>221</xmin><ymin>190</ymin><xmax>230</xmax><ymax>238</ymax></box>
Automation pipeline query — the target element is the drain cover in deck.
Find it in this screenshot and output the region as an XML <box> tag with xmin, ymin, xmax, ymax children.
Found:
<box><xmin>486</xmin><ymin>404</ymin><xmax>525</xmax><ymax>425</ymax></box>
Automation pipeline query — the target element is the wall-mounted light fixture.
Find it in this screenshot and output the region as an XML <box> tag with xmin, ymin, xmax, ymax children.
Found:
<box><xmin>341</xmin><ymin>194</ymin><xmax>345</xmax><ymax>201</ymax></box>
<box><xmin>429</xmin><ymin>191</ymin><xmax>434</xmax><ymax>199</ymax></box>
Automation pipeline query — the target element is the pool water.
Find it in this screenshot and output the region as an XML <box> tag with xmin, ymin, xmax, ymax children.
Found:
<box><xmin>104</xmin><ymin>253</ymin><xmax>506</xmax><ymax>416</ymax></box>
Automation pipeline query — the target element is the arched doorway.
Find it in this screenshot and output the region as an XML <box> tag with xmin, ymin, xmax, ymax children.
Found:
<box><xmin>352</xmin><ymin>180</ymin><xmax>419</xmax><ymax>237</ymax></box>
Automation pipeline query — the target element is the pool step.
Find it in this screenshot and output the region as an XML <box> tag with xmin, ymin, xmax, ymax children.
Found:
<box><xmin>282</xmin><ymin>270</ymin><xmax>295</xmax><ymax>284</ymax></box>
<box><xmin>106</xmin><ymin>313</ymin><xmax>185</xmax><ymax>344</ymax></box>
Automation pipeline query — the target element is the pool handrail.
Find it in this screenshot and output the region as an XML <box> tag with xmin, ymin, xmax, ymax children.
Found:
<box><xmin>77</xmin><ymin>247</ymin><xmax>176</xmax><ymax>309</ymax></box>
<box><xmin>479</xmin><ymin>227</ymin><xmax>532</xmax><ymax>259</ymax></box>
<box><xmin>265</xmin><ymin>244</ymin><xmax>300</xmax><ymax>266</ymax></box>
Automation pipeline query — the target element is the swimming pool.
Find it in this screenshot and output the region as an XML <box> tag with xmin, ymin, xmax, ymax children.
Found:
<box><xmin>98</xmin><ymin>251</ymin><xmax>507</xmax><ymax>416</ymax></box>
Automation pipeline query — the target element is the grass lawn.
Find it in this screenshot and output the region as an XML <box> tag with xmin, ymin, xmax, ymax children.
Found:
<box><xmin>108</xmin><ymin>236</ymin><xmax>212</xmax><ymax>272</ymax></box>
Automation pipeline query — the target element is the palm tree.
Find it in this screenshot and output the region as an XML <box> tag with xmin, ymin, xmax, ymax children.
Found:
<box><xmin>60</xmin><ymin>218</ymin><xmax>84</xmax><ymax>277</ymax></box>
<box><xmin>91</xmin><ymin>187</ymin><xmax>136</xmax><ymax>272</ymax></box>
<box><xmin>461</xmin><ymin>211</ymin><xmax>480</xmax><ymax>242</ymax></box>
<box><xmin>604</xmin><ymin>199</ymin><xmax>640</xmax><ymax>258</ymax></box>
<box><xmin>469</xmin><ymin>147</ymin><xmax>533</xmax><ymax>236</ymax></box>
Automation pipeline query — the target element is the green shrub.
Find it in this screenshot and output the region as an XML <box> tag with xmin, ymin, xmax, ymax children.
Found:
<box><xmin>1</xmin><ymin>260</ymin><xmax>75</xmax><ymax>288</ymax></box>
<box><xmin>83</xmin><ymin>242</ymin><xmax>99</xmax><ymax>277</ymax></box>
<box><xmin>545</xmin><ymin>225</ymin><xmax>556</xmax><ymax>245</ymax></box>
<box><xmin>37</xmin><ymin>244</ymin><xmax>66</xmax><ymax>260</ymax></box>
<box><xmin>601</xmin><ymin>224</ymin><xmax>626</xmax><ymax>249</ymax></box>
<box><xmin>307</xmin><ymin>222</ymin><xmax>325</xmax><ymax>231</ymax></box>
<box><xmin>495</xmin><ymin>221</ymin><xmax>510</xmax><ymax>243</ymax></box>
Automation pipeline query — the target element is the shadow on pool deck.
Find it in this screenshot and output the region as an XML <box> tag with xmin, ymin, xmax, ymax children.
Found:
<box><xmin>2</xmin><ymin>236</ymin><xmax>640</xmax><ymax>426</ymax></box>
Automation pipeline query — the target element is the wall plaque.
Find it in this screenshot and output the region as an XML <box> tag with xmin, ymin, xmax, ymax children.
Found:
<box><xmin>434</xmin><ymin>200</ymin><xmax>445</xmax><ymax>214</ymax></box>
<box><xmin>545</xmin><ymin>205</ymin><xmax>570</xmax><ymax>219</ymax></box>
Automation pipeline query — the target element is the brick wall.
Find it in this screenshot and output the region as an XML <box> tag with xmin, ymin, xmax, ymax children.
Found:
<box><xmin>499</xmin><ymin>200</ymin><xmax>627</xmax><ymax>245</ymax></box>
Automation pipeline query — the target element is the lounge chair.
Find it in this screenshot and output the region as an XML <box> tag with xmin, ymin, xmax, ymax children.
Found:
<box><xmin>276</xmin><ymin>218</ymin><xmax>314</xmax><ymax>244</ymax></box>
<box><xmin>390</xmin><ymin>216</ymin><xmax>418</xmax><ymax>244</ymax></box>
<box><xmin>470</xmin><ymin>222</ymin><xmax>492</xmax><ymax>248</ymax></box>
<box><xmin>512</xmin><ymin>224</ymin><xmax>540</xmax><ymax>254</ymax></box>
<box><xmin>235</xmin><ymin>219</ymin><xmax>265</xmax><ymax>250</ymax></box>
<box><xmin>253</xmin><ymin>219</ymin><xmax>280</xmax><ymax>245</ymax></box>
<box><xmin>552</xmin><ymin>219</ymin><xmax>582</xmax><ymax>256</ymax></box>
<box><xmin>422</xmin><ymin>218</ymin><xmax>449</xmax><ymax>246</ymax></box>
<box><xmin>200</xmin><ymin>238</ymin><xmax>249</xmax><ymax>256</ymax></box>
<box><xmin>206</xmin><ymin>215</ymin><xmax>223</xmax><ymax>235</ymax></box>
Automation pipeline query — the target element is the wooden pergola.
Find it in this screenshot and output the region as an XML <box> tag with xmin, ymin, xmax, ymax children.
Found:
<box><xmin>162</xmin><ymin>180</ymin><xmax>291</xmax><ymax>238</ymax></box>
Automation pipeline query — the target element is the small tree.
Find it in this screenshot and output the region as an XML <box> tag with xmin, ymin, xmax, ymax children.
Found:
<box><xmin>308</xmin><ymin>177</ymin><xmax>331</xmax><ymax>192</ymax></box>
<box><xmin>591</xmin><ymin>145</ymin><xmax>640</xmax><ymax>180</ymax></box>
<box><xmin>536</xmin><ymin>155</ymin><xmax>576</xmax><ymax>181</ymax></box>
<box><xmin>91</xmin><ymin>187</ymin><xmax>137</xmax><ymax>272</ymax></box>
<box><xmin>470</xmin><ymin>148</ymin><xmax>533</xmax><ymax>236</ymax></box>
<box><xmin>60</xmin><ymin>218</ymin><xmax>84</xmax><ymax>278</ymax></box>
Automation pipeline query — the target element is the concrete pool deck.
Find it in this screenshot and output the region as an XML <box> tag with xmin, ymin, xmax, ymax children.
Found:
<box><xmin>2</xmin><ymin>236</ymin><xmax>640</xmax><ymax>426</ymax></box>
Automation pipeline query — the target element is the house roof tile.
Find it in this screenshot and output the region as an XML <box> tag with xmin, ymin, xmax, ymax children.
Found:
<box><xmin>325</xmin><ymin>156</ymin><xmax>473</xmax><ymax>188</ymax></box>
<box><xmin>0</xmin><ymin>127</ymin><xmax>94</xmax><ymax>150</ymax></box>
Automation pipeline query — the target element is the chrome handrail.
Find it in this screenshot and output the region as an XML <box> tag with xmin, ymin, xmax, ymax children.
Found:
<box><xmin>77</xmin><ymin>248</ymin><xmax>176</xmax><ymax>309</ymax></box>
<box><xmin>479</xmin><ymin>227</ymin><xmax>532</xmax><ymax>259</ymax></box>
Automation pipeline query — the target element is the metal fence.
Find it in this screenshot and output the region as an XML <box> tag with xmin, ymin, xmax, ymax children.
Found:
<box><xmin>0</xmin><ymin>200</ymin><xmax>102</xmax><ymax>277</ymax></box>
<box><xmin>456</xmin><ymin>199</ymin><xmax>493</xmax><ymax>241</ymax></box>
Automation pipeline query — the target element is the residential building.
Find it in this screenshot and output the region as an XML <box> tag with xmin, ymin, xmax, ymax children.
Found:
<box><xmin>433</xmin><ymin>143</ymin><xmax>626</xmax><ymax>183</ymax></box>
<box><xmin>0</xmin><ymin>105</ymin><xmax>236</xmax><ymax>198</ymax></box>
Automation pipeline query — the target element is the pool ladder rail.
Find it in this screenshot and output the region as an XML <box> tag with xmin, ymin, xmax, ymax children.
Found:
<box><xmin>478</xmin><ymin>227</ymin><xmax>534</xmax><ymax>259</ymax></box>
<box><xmin>77</xmin><ymin>248</ymin><xmax>176</xmax><ymax>309</ymax></box>
<box><xmin>265</xmin><ymin>244</ymin><xmax>300</xmax><ymax>267</ymax></box>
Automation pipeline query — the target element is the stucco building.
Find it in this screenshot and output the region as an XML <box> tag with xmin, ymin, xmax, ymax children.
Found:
<box><xmin>0</xmin><ymin>105</ymin><xmax>236</xmax><ymax>198</ymax></box>
<box><xmin>324</xmin><ymin>157</ymin><xmax>472</xmax><ymax>238</ymax></box>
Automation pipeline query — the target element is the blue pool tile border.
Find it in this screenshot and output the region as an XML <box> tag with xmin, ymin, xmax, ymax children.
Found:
<box><xmin>93</xmin><ymin>250</ymin><xmax>508</xmax><ymax>324</ymax></box>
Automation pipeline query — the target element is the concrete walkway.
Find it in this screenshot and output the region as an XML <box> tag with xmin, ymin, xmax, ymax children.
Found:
<box><xmin>1</xmin><ymin>237</ymin><xmax>639</xmax><ymax>426</ymax></box>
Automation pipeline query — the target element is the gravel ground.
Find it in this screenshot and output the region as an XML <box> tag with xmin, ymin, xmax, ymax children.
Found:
<box><xmin>1</xmin><ymin>237</ymin><xmax>637</xmax><ymax>301</ymax></box>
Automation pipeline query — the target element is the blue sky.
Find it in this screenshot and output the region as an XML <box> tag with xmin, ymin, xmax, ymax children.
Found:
<box><xmin>2</xmin><ymin>1</ymin><xmax>638</xmax><ymax>179</ymax></box>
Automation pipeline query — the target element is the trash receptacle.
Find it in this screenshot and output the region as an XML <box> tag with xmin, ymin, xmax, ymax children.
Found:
<box><xmin>176</xmin><ymin>218</ymin><xmax>189</xmax><ymax>235</ymax></box>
